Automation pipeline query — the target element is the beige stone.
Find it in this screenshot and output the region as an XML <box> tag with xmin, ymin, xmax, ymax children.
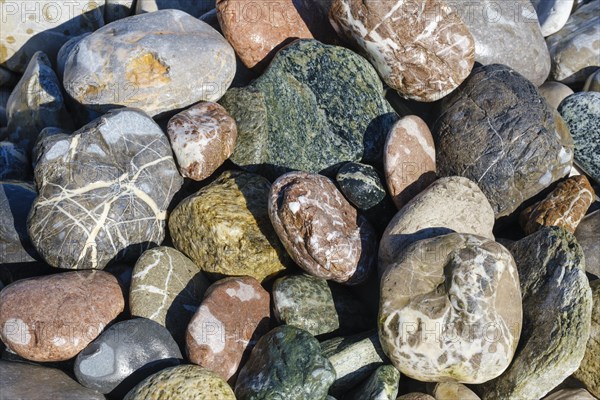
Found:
<box><xmin>539</xmin><ymin>82</ymin><xmax>575</xmax><ymax>109</ymax></box>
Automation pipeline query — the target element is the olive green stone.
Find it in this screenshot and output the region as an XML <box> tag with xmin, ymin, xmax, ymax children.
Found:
<box><xmin>346</xmin><ymin>365</ymin><xmax>400</xmax><ymax>400</ymax></box>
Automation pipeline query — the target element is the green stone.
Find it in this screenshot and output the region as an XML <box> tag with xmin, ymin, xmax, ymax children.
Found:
<box><xmin>346</xmin><ymin>365</ymin><xmax>400</xmax><ymax>400</ymax></box>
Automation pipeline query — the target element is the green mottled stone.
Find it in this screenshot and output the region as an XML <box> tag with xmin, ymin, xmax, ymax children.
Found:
<box><xmin>235</xmin><ymin>325</ymin><xmax>336</xmax><ymax>400</ymax></box>
<box><xmin>480</xmin><ymin>227</ymin><xmax>592</xmax><ymax>400</ymax></box>
<box><xmin>219</xmin><ymin>39</ymin><xmax>397</xmax><ymax>179</ymax></box>
<box><xmin>346</xmin><ymin>365</ymin><xmax>400</xmax><ymax>400</ymax></box>
<box><xmin>169</xmin><ymin>170</ymin><xmax>291</xmax><ymax>282</ymax></box>
<box><xmin>124</xmin><ymin>364</ymin><xmax>235</xmax><ymax>399</ymax></box>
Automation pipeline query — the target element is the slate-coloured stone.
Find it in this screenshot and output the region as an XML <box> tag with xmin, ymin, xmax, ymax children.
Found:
<box><xmin>105</xmin><ymin>0</ymin><xmax>135</xmax><ymax>23</ymax></box>
<box><xmin>336</xmin><ymin>162</ymin><xmax>386</xmax><ymax>210</ymax></box>
<box><xmin>136</xmin><ymin>0</ymin><xmax>215</xmax><ymax>17</ymax></box>
<box><xmin>0</xmin><ymin>141</ymin><xmax>31</xmax><ymax>181</ymax></box>
<box><xmin>574</xmin><ymin>210</ymin><xmax>600</xmax><ymax>277</ymax></box>
<box><xmin>0</xmin><ymin>182</ymin><xmax>38</xmax><ymax>264</ymax></box>
<box><xmin>346</xmin><ymin>365</ymin><xmax>400</xmax><ymax>400</ymax></box>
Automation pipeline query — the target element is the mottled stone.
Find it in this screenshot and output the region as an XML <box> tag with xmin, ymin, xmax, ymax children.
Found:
<box><xmin>219</xmin><ymin>39</ymin><xmax>397</xmax><ymax>179</ymax></box>
<box><xmin>136</xmin><ymin>0</ymin><xmax>215</xmax><ymax>18</ymax></box>
<box><xmin>129</xmin><ymin>246</ymin><xmax>210</xmax><ymax>345</ymax></box>
<box><xmin>0</xmin><ymin>141</ymin><xmax>31</xmax><ymax>181</ymax></box>
<box><xmin>434</xmin><ymin>64</ymin><xmax>574</xmax><ymax>217</ymax></box>
<box><xmin>583</xmin><ymin>69</ymin><xmax>600</xmax><ymax>92</ymax></box>
<box><xmin>169</xmin><ymin>170</ymin><xmax>290</xmax><ymax>282</ymax></box>
<box><xmin>539</xmin><ymin>81</ymin><xmax>574</xmax><ymax>109</ymax></box>
<box><xmin>64</xmin><ymin>10</ymin><xmax>235</xmax><ymax>117</ymax></box>
<box><xmin>532</xmin><ymin>0</ymin><xmax>574</xmax><ymax>36</ymax></box>
<box><xmin>105</xmin><ymin>0</ymin><xmax>135</xmax><ymax>23</ymax></box>
<box><xmin>380</xmin><ymin>233</ymin><xmax>522</xmax><ymax>383</ymax></box>
<box><xmin>0</xmin><ymin>0</ymin><xmax>104</xmax><ymax>73</ymax></box>
<box><xmin>269</xmin><ymin>172</ymin><xmax>377</xmax><ymax>285</ymax></box>
<box><xmin>480</xmin><ymin>227</ymin><xmax>592</xmax><ymax>400</ymax></box>
<box><xmin>336</xmin><ymin>162</ymin><xmax>386</xmax><ymax>210</ymax></box>
<box><xmin>75</xmin><ymin>318</ymin><xmax>182</xmax><ymax>395</ymax></box>
<box><xmin>431</xmin><ymin>382</ymin><xmax>481</xmax><ymax>400</ymax></box>
<box><xmin>398</xmin><ymin>394</ymin><xmax>436</xmax><ymax>400</ymax></box>
<box><xmin>346</xmin><ymin>365</ymin><xmax>400</xmax><ymax>400</ymax></box>
<box><xmin>235</xmin><ymin>325</ymin><xmax>336</xmax><ymax>399</ymax></box>
<box><xmin>0</xmin><ymin>182</ymin><xmax>38</xmax><ymax>264</ymax></box>
<box><xmin>543</xmin><ymin>389</ymin><xmax>598</xmax><ymax>400</ymax></box>
<box><xmin>379</xmin><ymin>176</ymin><xmax>495</xmax><ymax>274</ymax></box>
<box><xmin>330</xmin><ymin>0</ymin><xmax>474</xmax><ymax>102</ymax></box>
<box><xmin>0</xmin><ymin>360</ymin><xmax>105</xmax><ymax>400</ymax></box>
<box><xmin>558</xmin><ymin>92</ymin><xmax>600</xmax><ymax>184</ymax></box>
<box><xmin>167</xmin><ymin>102</ymin><xmax>237</xmax><ymax>181</ymax></box>
<box><xmin>186</xmin><ymin>277</ymin><xmax>270</xmax><ymax>383</ymax></box>
<box><xmin>28</xmin><ymin>108</ymin><xmax>183</xmax><ymax>270</ymax></box>
<box><xmin>384</xmin><ymin>115</ymin><xmax>436</xmax><ymax>209</ymax></box>
<box><xmin>575</xmin><ymin>210</ymin><xmax>600</xmax><ymax>277</ymax></box>
<box><xmin>573</xmin><ymin>280</ymin><xmax>600</xmax><ymax>398</ymax></box>
<box><xmin>124</xmin><ymin>364</ymin><xmax>235</xmax><ymax>400</ymax></box>
<box><xmin>0</xmin><ymin>271</ymin><xmax>124</xmax><ymax>362</ymax></box>
<box><xmin>546</xmin><ymin>1</ymin><xmax>600</xmax><ymax>82</ymax></box>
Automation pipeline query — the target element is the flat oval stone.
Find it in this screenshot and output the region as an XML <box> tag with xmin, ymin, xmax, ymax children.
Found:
<box><xmin>124</xmin><ymin>364</ymin><xmax>235</xmax><ymax>400</ymax></box>
<box><xmin>167</xmin><ymin>102</ymin><xmax>237</xmax><ymax>181</ymax></box>
<box><xmin>539</xmin><ymin>82</ymin><xmax>574</xmax><ymax>109</ymax></box>
<box><xmin>573</xmin><ymin>279</ymin><xmax>600</xmax><ymax>398</ymax></box>
<box><xmin>74</xmin><ymin>318</ymin><xmax>182</xmax><ymax>395</ymax></box>
<box><xmin>0</xmin><ymin>182</ymin><xmax>38</xmax><ymax>264</ymax></box>
<box><xmin>64</xmin><ymin>10</ymin><xmax>235</xmax><ymax>117</ymax></box>
<box><xmin>434</xmin><ymin>64</ymin><xmax>574</xmax><ymax>217</ymax></box>
<box><xmin>380</xmin><ymin>233</ymin><xmax>522</xmax><ymax>383</ymax></box>
<box><xmin>235</xmin><ymin>325</ymin><xmax>336</xmax><ymax>399</ymax></box>
<box><xmin>269</xmin><ymin>171</ymin><xmax>378</xmax><ymax>285</ymax></box>
<box><xmin>336</xmin><ymin>162</ymin><xmax>386</xmax><ymax>211</ymax></box>
<box><xmin>186</xmin><ymin>276</ymin><xmax>271</xmax><ymax>383</ymax></box>
<box><xmin>169</xmin><ymin>170</ymin><xmax>290</xmax><ymax>282</ymax></box>
<box><xmin>0</xmin><ymin>270</ymin><xmax>124</xmax><ymax>362</ymax></box>
<box><xmin>532</xmin><ymin>0</ymin><xmax>574</xmax><ymax>36</ymax></box>
<box><xmin>28</xmin><ymin>108</ymin><xmax>183</xmax><ymax>270</ymax></box>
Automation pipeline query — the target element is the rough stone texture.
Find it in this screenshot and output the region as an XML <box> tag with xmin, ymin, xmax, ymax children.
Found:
<box><xmin>136</xmin><ymin>0</ymin><xmax>215</xmax><ymax>18</ymax></box>
<box><xmin>431</xmin><ymin>382</ymin><xmax>481</xmax><ymax>400</ymax></box>
<box><xmin>169</xmin><ymin>170</ymin><xmax>290</xmax><ymax>282</ymax></box>
<box><xmin>330</xmin><ymin>0</ymin><xmax>474</xmax><ymax>102</ymax></box>
<box><xmin>346</xmin><ymin>365</ymin><xmax>400</xmax><ymax>400</ymax></box>
<box><xmin>584</xmin><ymin>69</ymin><xmax>600</xmax><ymax>91</ymax></box>
<box><xmin>379</xmin><ymin>176</ymin><xmax>495</xmax><ymax>274</ymax></box>
<box><xmin>235</xmin><ymin>325</ymin><xmax>336</xmax><ymax>400</ymax></box>
<box><xmin>543</xmin><ymin>389</ymin><xmax>598</xmax><ymax>400</ymax></box>
<box><xmin>186</xmin><ymin>277</ymin><xmax>271</xmax><ymax>384</ymax></box>
<box><xmin>336</xmin><ymin>162</ymin><xmax>386</xmax><ymax>210</ymax></box>
<box><xmin>217</xmin><ymin>0</ymin><xmax>313</xmax><ymax>69</ymax></box>
<box><xmin>0</xmin><ymin>270</ymin><xmax>124</xmax><ymax>362</ymax></box>
<box><xmin>558</xmin><ymin>92</ymin><xmax>600</xmax><ymax>184</ymax></box>
<box><xmin>0</xmin><ymin>141</ymin><xmax>31</xmax><ymax>181</ymax></box>
<box><xmin>28</xmin><ymin>108</ymin><xmax>183</xmax><ymax>270</ymax></box>
<box><xmin>269</xmin><ymin>172</ymin><xmax>378</xmax><ymax>285</ymax></box>
<box><xmin>105</xmin><ymin>0</ymin><xmax>135</xmax><ymax>23</ymax></box>
<box><xmin>539</xmin><ymin>81</ymin><xmax>574</xmax><ymax>109</ymax></box>
<box><xmin>398</xmin><ymin>394</ymin><xmax>436</xmax><ymax>400</ymax></box>
<box><xmin>129</xmin><ymin>246</ymin><xmax>210</xmax><ymax>345</ymax></box>
<box><xmin>0</xmin><ymin>360</ymin><xmax>106</xmax><ymax>400</ymax></box>
<box><xmin>167</xmin><ymin>102</ymin><xmax>237</xmax><ymax>181</ymax></box>
<box><xmin>0</xmin><ymin>182</ymin><xmax>39</xmax><ymax>264</ymax></box>
<box><xmin>532</xmin><ymin>0</ymin><xmax>574</xmax><ymax>37</ymax></box>
<box><xmin>0</xmin><ymin>0</ymin><xmax>104</xmax><ymax>73</ymax></box>
<box><xmin>219</xmin><ymin>39</ymin><xmax>397</xmax><ymax>179</ymax></box>
<box><xmin>384</xmin><ymin>115</ymin><xmax>436</xmax><ymax>209</ymax></box>
<box><xmin>573</xmin><ymin>279</ymin><xmax>600</xmax><ymax>398</ymax></box>
<box><xmin>64</xmin><ymin>10</ymin><xmax>235</xmax><ymax>117</ymax></box>
<box><xmin>380</xmin><ymin>233</ymin><xmax>522</xmax><ymax>383</ymax></box>
<box><xmin>520</xmin><ymin>175</ymin><xmax>595</xmax><ymax>234</ymax></box>
<box><xmin>546</xmin><ymin>1</ymin><xmax>600</xmax><ymax>82</ymax></box>
<box><xmin>575</xmin><ymin>210</ymin><xmax>600</xmax><ymax>277</ymax></box>
<box><xmin>124</xmin><ymin>364</ymin><xmax>235</xmax><ymax>400</ymax></box>
<box><xmin>434</xmin><ymin>64</ymin><xmax>574</xmax><ymax>218</ymax></box>
<box><xmin>74</xmin><ymin>318</ymin><xmax>182</xmax><ymax>395</ymax></box>
<box><xmin>480</xmin><ymin>227</ymin><xmax>592</xmax><ymax>400</ymax></box>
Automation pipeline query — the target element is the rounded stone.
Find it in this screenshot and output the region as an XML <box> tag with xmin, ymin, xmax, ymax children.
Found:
<box><xmin>538</xmin><ymin>82</ymin><xmax>574</xmax><ymax>109</ymax></box>
<box><xmin>269</xmin><ymin>171</ymin><xmax>378</xmax><ymax>285</ymax></box>
<box><xmin>167</xmin><ymin>102</ymin><xmax>237</xmax><ymax>181</ymax></box>
<box><xmin>0</xmin><ymin>271</ymin><xmax>124</xmax><ymax>362</ymax></box>
<box><xmin>124</xmin><ymin>364</ymin><xmax>235</xmax><ymax>400</ymax></box>
<box><xmin>379</xmin><ymin>233</ymin><xmax>522</xmax><ymax>383</ymax></box>
<box><xmin>169</xmin><ymin>170</ymin><xmax>290</xmax><ymax>282</ymax></box>
<box><xmin>397</xmin><ymin>394</ymin><xmax>436</xmax><ymax>400</ymax></box>
<box><xmin>336</xmin><ymin>162</ymin><xmax>386</xmax><ymax>210</ymax></box>
<box><xmin>583</xmin><ymin>69</ymin><xmax>600</xmax><ymax>92</ymax></box>
<box><xmin>575</xmin><ymin>210</ymin><xmax>600</xmax><ymax>277</ymax></box>
<box><xmin>532</xmin><ymin>0</ymin><xmax>574</xmax><ymax>36</ymax></box>
<box><xmin>431</xmin><ymin>382</ymin><xmax>481</xmax><ymax>400</ymax></box>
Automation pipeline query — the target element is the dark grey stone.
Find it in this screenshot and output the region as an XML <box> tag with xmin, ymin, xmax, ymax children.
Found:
<box><xmin>336</xmin><ymin>162</ymin><xmax>386</xmax><ymax>210</ymax></box>
<box><xmin>575</xmin><ymin>210</ymin><xmax>600</xmax><ymax>277</ymax></box>
<box><xmin>0</xmin><ymin>181</ymin><xmax>38</xmax><ymax>264</ymax></box>
<box><xmin>0</xmin><ymin>141</ymin><xmax>31</xmax><ymax>181</ymax></box>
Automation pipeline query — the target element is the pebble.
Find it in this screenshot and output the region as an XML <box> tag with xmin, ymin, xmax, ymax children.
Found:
<box><xmin>167</xmin><ymin>102</ymin><xmax>237</xmax><ymax>181</ymax></box>
<box><xmin>28</xmin><ymin>108</ymin><xmax>183</xmax><ymax>270</ymax></box>
<box><xmin>269</xmin><ymin>171</ymin><xmax>378</xmax><ymax>285</ymax></box>
<box><xmin>575</xmin><ymin>210</ymin><xmax>600</xmax><ymax>277</ymax></box>
<box><xmin>64</xmin><ymin>10</ymin><xmax>236</xmax><ymax>117</ymax></box>
<box><xmin>136</xmin><ymin>0</ymin><xmax>214</xmax><ymax>18</ymax></box>
<box><xmin>434</xmin><ymin>64</ymin><xmax>574</xmax><ymax>217</ymax></box>
<box><xmin>538</xmin><ymin>81</ymin><xmax>574</xmax><ymax>109</ymax></box>
<box><xmin>532</xmin><ymin>0</ymin><xmax>574</xmax><ymax>37</ymax></box>
<box><xmin>0</xmin><ymin>182</ymin><xmax>38</xmax><ymax>264</ymax></box>
<box><xmin>0</xmin><ymin>141</ymin><xmax>31</xmax><ymax>181</ymax></box>
<box><xmin>583</xmin><ymin>69</ymin><xmax>600</xmax><ymax>91</ymax></box>
<box><xmin>0</xmin><ymin>270</ymin><xmax>124</xmax><ymax>362</ymax></box>
<box><xmin>430</xmin><ymin>382</ymin><xmax>481</xmax><ymax>400</ymax></box>
<box><xmin>345</xmin><ymin>364</ymin><xmax>400</xmax><ymax>400</ymax></box>
<box><xmin>380</xmin><ymin>233</ymin><xmax>522</xmax><ymax>383</ymax></box>
<box><xmin>336</xmin><ymin>162</ymin><xmax>386</xmax><ymax>211</ymax></box>
<box><xmin>74</xmin><ymin>318</ymin><xmax>182</xmax><ymax>395</ymax></box>
<box><xmin>169</xmin><ymin>170</ymin><xmax>290</xmax><ymax>282</ymax></box>
<box><xmin>543</xmin><ymin>389</ymin><xmax>598</xmax><ymax>400</ymax></box>
<box><xmin>573</xmin><ymin>279</ymin><xmax>600</xmax><ymax>398</ymax></box>
<box><xmin>186</xmin><ymin>276</ymin><xmax>271</xmax><ymax>383</ymax></box>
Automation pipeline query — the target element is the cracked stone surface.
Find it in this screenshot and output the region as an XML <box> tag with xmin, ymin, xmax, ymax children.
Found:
<box><xmin>28</xmin><ymin>108</ymin><xmax>183</xmax><ymax>270</ymax></box>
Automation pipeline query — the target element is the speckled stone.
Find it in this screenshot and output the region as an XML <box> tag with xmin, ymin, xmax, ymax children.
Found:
<box><xmin>0</xmin><ymin>141</ymin><xmax>31</xmax><ymax>181</ymax></box>
<box><xmin>480</xmin><ymin>227</ymin><xmax>592</xmax><ymax>400</ymax></box>
<box><xmin>136</xmin><ymin>0</ymin><xmax>215</xmax><ymax>18</ymax></box>
<box><xmin>167</xmin><ymin>102</ymin><xmax>237</xmax><ymax>181</ymax></box>
<box><xmin>64</xmin><ymin>10</ymin><xmax>235</xmax><ymax>117</ymax></box>
<box><xmin>129</xmin><ymin>246</ymin><xmax>210</xmax><ymax>345</ymax></box>
<box><xmin>0</xmin><ymin>182</ymin><xmax>38</xmax><ymax>264</ymax></box>
<box><xmin>543</xmin><ymin>389</ymin><xmax>597</xmax><ymax>400</ymax></box>
<box><xmin>186</xmin><ymin>277</ymin><xmax>271</xmax><ymax>384</ymax></box>
<box><xmin>269</xmin><ymin>172</ymin><xmax>378</xmax><ymax>285</ymax></box>
<box><xmin>575</xmin><ymin>210</ymin><xmax>600</xmax><ymax>277</ymax></box>
<box><xmin>584</xmin><ymin>69</ymin><xmax>600</xmax><ymax>92</ymax></box>
<box><xmin>169</xmin><ymin>170</ymin><xmax>290</xmax><ymax>282</ymax></box>
<box><xmin>124</xmin><ymin>364</ymin><xmax>235</xmax><ymax>400</ymax></box>
<box><xmin>235</xmin><ymin>325</ymin><xmax>336</xmax><ymax>399</ymax></box>
<box><xmin>430</xmin><ymin>382</ymin><xmax>481</xmax><ymax>400</ymax></box>
<box><xmin>28</xmin><ymin>108</ymin><xmax>183</xmax><ymax>270</ymax></box>
<box><xmin>74</xmin><ymin>318</ymin><xmax>182</xmax><ymax>395</ymax></box>
<box><xmin>573</xmin><ymin>280</ymin><xmax>600</xmax><ymax>398</ymax></box>
<box><xmin>346</xmin><ymin>365</ymin><xmax>400</xmax><ymax>400</ymax></box>
<box><xmin>558</xmin><ymin>92</ymin><xmax>600</xmax><ymax>184</ymax></box>
<box><xmin>0</xmin><ymin>271</ymin><xmax>124</xmax><ymax>362</ymax></box>
<box><xmin>0</xmin><ymin>360</ymin><xmax>105</xmax><ymax>400</ymax></box>
<box><xmin>380</xmin><ymin>233</ymin><xmax>522</xmax><ymax>383</ymax></box>
<box><xmin>336</xmin><ymin>162</ymin><xmax>386</xmax><ymax>210</ymax></box>
<box><xmin>330</xmin><ymin>0</ymin><xmax>474</xmax><ymax>102</ymax></box>
<box><xmin>532</xmin><ymin>0</ymin><xmax>574</xmax><ymax>36</ymax></box>
<box><xmin>434</xmin><ymin>64</ymin><xmax>574</xmax><ymax>217</ymax></box>
<box><xmin>219</xmin><ymin>39</ymin><xmax>397</xmax><ymax>179</ymax></box>
<box><xmin>538</xmin><ymin>82</ymin><xmax>574</xmax><ymax>109</ymax></box>
<box><xmin>105</xmin><ymin>0</ymin><xmax>135</xmax><ymax>23</ymax></box>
